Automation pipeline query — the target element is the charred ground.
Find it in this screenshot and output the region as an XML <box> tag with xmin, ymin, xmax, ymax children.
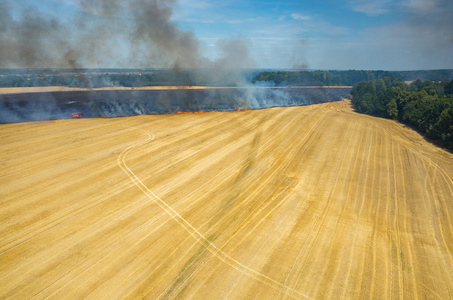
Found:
<box><xmin>0</xmin><ymin>87</ymin><xmax>351</xmax><ymax>123</ymax></box>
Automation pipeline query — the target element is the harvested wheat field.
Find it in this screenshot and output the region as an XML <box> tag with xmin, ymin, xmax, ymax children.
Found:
<box><xmin>1</xmin><ymin>100</ymin><xmax>452</xmax><ymax>299</ymax></box>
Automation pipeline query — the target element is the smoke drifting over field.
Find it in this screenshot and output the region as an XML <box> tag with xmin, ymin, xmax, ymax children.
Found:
<box><xmin>0</xmin><ymin>0</ymin><xmax>351</xmax><ymax>123</ymax></box>
<box><xmin>0</xmin><ymin>88</ymin><xmax>351</xmax><ymax>123</ymax></box>
<box><xmin>0</xmin><ymin>0</ymin><xmax>253</xmax><ymax>72</ymax></box>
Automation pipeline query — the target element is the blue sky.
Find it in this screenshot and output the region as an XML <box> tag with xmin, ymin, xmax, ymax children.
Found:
<box><xmin>3</xmin><ymin>0</ymin><xmax>453</xmax><ymax>70</ymax></box>
<box><xmin>173</xmin><ymin>0</ymin><xmax>452</xmax><ymax>70</ymax></box>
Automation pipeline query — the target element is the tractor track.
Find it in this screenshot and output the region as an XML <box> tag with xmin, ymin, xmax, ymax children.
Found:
<box><xmin>1</xmin><ymin>100</ymin><xmax>452</xmax><ymax>299</ymax></box>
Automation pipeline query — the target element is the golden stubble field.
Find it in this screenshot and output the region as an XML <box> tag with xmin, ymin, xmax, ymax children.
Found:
<box><xmin>1</xmin><ymin>100</ymin><xmax>452</xmax><ymax>299</ymax></box>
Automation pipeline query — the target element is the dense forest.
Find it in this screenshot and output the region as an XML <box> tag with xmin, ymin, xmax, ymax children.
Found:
<box><xmin>351</xmin><ymin>77</ymin><xmax>453</xmax><ymax>151</ymax></box>
<box><xmin>1</xmin><ymin>69</ymin><xmax>452</xmax><ymax>88</ymax></box>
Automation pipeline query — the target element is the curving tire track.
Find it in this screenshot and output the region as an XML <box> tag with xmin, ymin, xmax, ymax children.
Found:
<box><xmin>117</xmin><ymin>126</ymin><xmax>312</xmax><ymax>300</ymax></box>
<box><xmin>1</xmin><ymin>100</ymin><xmax>452</xmax><ymax>299</ymax></box>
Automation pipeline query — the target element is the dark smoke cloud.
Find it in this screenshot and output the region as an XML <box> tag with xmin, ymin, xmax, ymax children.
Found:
<box><xmin>0</xmin><ymin>0</ymin><xmax>350</xmax><ymax>124</ymax></box>
<box><xmin>127</xmin><ymin>0</ymin><xmax>204</xmax><ymax>69</ymax></box>
<box><xmin>207</xmin><ymin>38</ymin><xmax>257</xmax><ymax>86</ymax></box>
<box><xmin>0</xmin><ymin>3</ymin><xmax>67</xmax><ymax>68</ymax></box>
<box><xmin>0</xmin><ymin>0</ymin><xmax>249</xmax><ymax>70</ymax></box>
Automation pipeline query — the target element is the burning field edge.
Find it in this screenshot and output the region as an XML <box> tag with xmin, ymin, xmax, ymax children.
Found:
<box><xmin>0</xmin><ymin>86</ymin><xmax>352</xmax><ymax>124</ymax></box>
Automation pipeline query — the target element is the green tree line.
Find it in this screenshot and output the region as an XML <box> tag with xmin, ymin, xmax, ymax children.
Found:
<box><xmin>351</xmin><ymin>77</ymin><xmax>453</xmax><ymax>150</ymax></box>
<box><xmin>2</xmin><ymin>69</ymin><xmax>453</xmax><ymax>88</ymax></box>
<box><xmin>252</xmin><ymin>69</ymin><xmax>453</xmax><ymax>86</ymax></box>
<box><xmin>0</xmin><ymin>72</ymin><xmax>194</xmax><ymax>88</ymax></box>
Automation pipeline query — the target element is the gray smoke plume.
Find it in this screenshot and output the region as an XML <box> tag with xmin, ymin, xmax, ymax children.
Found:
<box><xmin>0</xmin><ymin>3</ymin><xmax>65</xmax><ymax>67</ymax></box>
<box><xmin>0</xmin><ymin>0</ymin><xmax>261</xmax><ymax>90</ymax></box>
<box><xmin>0</xmin><ymin>0</ymin><xmax>349</xmax><ymax>123</ymax></box>
<box><xmin>0</xmin><ymin>0</ymin><xmax>207</xmax><ymax>69</ymax></box>
<box><xmin>0</xmin><ymin>88</ymin><xmax>351</xmax><ymax>123</ymax></box>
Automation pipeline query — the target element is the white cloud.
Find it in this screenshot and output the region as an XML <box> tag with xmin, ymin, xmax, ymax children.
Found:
<box><xmin>314</xmin><ymin>21</ymin><xmax>349</xmax><ymax>35</ymax></box>
<box><xmin>350</xmin><ymin>0</ymin><xmax>393</xmax><ymax>16</ymax></box>
<box><xmin>288</xmin><ymin>12</ymin><xmax>347</xmax><ymax>36</ymax></box>
<box><xmin>291</xmin><ymin>13</ymin><xmax>311</xmax><ymax>21</ymax></box>
<box><xmin>226</xmin><ymin>18</ymin><xmax>259</xmax><ymax>24</ymax></box>
<box><xmin>351</xmin><ymin>0</ymin><xmax>449</xmax><ymax>16</ymax></box>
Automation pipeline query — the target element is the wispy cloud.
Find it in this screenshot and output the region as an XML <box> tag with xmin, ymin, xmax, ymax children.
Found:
<box><xmin>289</xmin><ymin>13</ymin><xmax>348</xmax><ymax>36</ymax></box>
<box><xmin>351</xmin><ymin>0</ymin><xmax>450</xmax><ymax>17</ymax></box>
<box><xmin>291</xmin><ymin>13</ymin><xmax>311</xmax><ymax>21</ymax></box>
<box><xmin>226</xmin><ymin>18</ymin><xmax>259</xmax><ymax>24</ymax></box>
<box><xmin>350</xmin><ymin>0</ymin><xmax>393</xmax><ymax>16</ymax></box>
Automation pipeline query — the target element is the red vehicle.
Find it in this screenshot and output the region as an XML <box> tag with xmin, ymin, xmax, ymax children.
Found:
<box><xmin>71</xmin><ymin>112</ymin><xmax>83</xmax><ymax>118</ymax></box>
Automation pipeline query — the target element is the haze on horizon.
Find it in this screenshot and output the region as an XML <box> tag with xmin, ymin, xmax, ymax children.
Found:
<box><xmin>1</xmin><ymin>0</ymin><xmax>452</xmax><ymax>71</ymax></box>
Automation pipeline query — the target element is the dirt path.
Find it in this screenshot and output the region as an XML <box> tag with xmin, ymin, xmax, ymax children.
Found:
<box><xmin>0</xmin><ymin>100</ymin><xmax>452</xmax><ymax>299</ymax></box>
